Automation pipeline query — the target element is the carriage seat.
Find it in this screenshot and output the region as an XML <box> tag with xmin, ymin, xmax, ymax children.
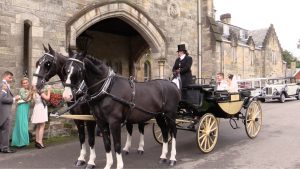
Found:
<box><xmin>181</xmin><ymin>84</ymin><xmax>205</xmax><ymax>107</ymax></box>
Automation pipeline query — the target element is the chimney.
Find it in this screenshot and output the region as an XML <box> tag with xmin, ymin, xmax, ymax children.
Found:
<box><xmin>220</xmin><ymin>13</ymin><xmax>231</xmax><ymax>24</ymax></box>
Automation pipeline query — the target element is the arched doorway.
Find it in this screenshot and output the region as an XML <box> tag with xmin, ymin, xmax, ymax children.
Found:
<box><xmin>66</xmin><ymin>1</ymin><xmax>167</xmax><ymax>80</ymax></box>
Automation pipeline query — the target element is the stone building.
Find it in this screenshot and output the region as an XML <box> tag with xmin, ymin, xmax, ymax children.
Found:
<box><xmin>0</xmin><ymin>0</ymin><xmax>284</xmax><ymax>85</ymax></box>
<box><xmin>0</xmin><ymin>0</ymin><xmax>203</xmax><ymax>84</ymax></box>
<box><xmin>202</xmin><ymin>4</ymin><xmax>284</xmax><ymax>80</ymax></box>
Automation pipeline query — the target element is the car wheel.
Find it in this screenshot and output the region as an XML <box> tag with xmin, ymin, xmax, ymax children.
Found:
<box><xmin>279</xmin><ymin>94</ymin><xmax>285</xmax><ymax>103</ymax></box>
<box><xmin>297</xmin><ymin>92</ymin><xmax>300</xmax><ymax>100</ymax></box>
<box><xmin>260</xmin><ymin>98</ymin><xmax>266</xmax><ymax>103</ymax></box>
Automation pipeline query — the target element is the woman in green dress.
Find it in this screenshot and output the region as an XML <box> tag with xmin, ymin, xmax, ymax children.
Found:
<box><xmin>11</xmin><ymin>77</ymin><xmax>32</xmax><ymax>147</ymax></box>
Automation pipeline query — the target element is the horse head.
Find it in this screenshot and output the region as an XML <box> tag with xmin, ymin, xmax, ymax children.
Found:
<box><xmin>32</xmin><ymin>44</ymin><xmax>67</xmax><ymax>91</ymax></box>
<box><xmin>62</xmin><ymin>50</ymin><xmax>109</xmax><ymax>102</ymax></box>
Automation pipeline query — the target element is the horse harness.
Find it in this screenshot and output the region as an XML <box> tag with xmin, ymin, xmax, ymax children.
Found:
<box><xmin>60</xmin><ymin>57</ymin><xmax>169</xmax><ymax>124</ymax></box>
<box><xmin>33</xmin><ymin>53</ymin><xmax>56</xmax><ymax>81</ymax></box>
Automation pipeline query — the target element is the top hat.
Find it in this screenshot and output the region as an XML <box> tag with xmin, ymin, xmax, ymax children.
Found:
<box><xmin>177</xmin><ymin>44</ymin><xmax>187</xmax><ymax>52</ymax></box>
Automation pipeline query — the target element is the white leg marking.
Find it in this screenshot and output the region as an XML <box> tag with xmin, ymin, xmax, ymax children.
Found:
<box><xmin>63</xmin><ymin>66</ymin><xmax>74</xmax><ymax>101</ymax></box>
<box><xmin>116</xmin><ymin>153</ymin><xmax>124</xmax><ymax>169</ymax></box>
<box><xmin>104</xmin><ymin>152</ymin><xmax>113</xmax><ymax>169</ymax></box>
<box><xmin>138</xmin><ymin>133</ymin><xmax>144</xmax><ymax>151</ymax></box>
<box><xmin>123</xmin><ymin>132</ymin><xmax>132</xmax><ymax>152</ymax></box>
<box><xmin>77</xmin><ymin>143</ymin><xmax>86</xmax><ymax>161</ymax></box>
<box><xmin>87</xmin><ymin>147</ymin><xmax>96</xmax><ymax>166</ymax></box>
<box><xmin>160</xmin><ymin>142</ymin><xmax>168</xmax><ymax>159</ymax></box>
<box><xmin>32</xmin><ymin>66</ymin><xmax>40</xmax><ymax>86</ymax></box>
<box><xmin>170</xmin><ymin>138</ymin><xmax>177</xmax><ymax>161</ymax></box>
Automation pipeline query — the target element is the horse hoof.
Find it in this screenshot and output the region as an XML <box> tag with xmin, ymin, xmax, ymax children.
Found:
<box><xmin>74</xmin><ymin>160</ymin><xmax>86</xmax><ymax>166</ymax></box>
<box><xmin>85</xmin><ymin>164</ymin><xmax>96</xmax><ymax>169</ymax></box>
<box><xmin>137</xmin><ymin>150</ymin><xmax>144</xmax><ymax>155</ymax></box>
<box><xmin>169</xmin><ymin>160</ymin><xmax>177</xmax><ymax>166</ymax></box>
<box><xmin>159</xmin><ymin>158</ymin><xmax>167</xmax><ymax>164</ymax></box>
<box><xmin>123</xmin><ymin>150</ymin><xmax>129</xmax><ymax>155</ymax></box>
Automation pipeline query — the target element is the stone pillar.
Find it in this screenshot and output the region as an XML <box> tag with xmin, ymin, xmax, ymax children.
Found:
<box><xmin>158</xmin><ymin>59</ymin><xmax>166</xmax><ymax>79</ymax></box>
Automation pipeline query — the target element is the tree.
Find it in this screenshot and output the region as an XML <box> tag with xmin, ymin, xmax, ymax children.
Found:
<box><xmin>282</xmin><ymin>50</ymin><xmax>300</xmax><ymax>68</ymax></box>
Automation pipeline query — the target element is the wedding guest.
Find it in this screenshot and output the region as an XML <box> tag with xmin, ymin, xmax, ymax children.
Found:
<box><xmin>0</xmin><ymin>71</ymin><xmax>20</xmax><ymax>153</ymax></box>
<box><xmin>11</xmin><ymin>77</ymin><xmax>32</xmax><ymax>148</ymax></box>
<box><xmin>31</xmin><ymin>85</ymin><xmax>51</xmax><ymax>149</ymax></box>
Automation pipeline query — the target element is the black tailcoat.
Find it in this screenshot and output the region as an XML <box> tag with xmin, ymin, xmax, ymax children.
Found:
<box><xmin>172</xmin><ymin>55</ymin><xmax>193</xmax><ymax>87</ymax></box>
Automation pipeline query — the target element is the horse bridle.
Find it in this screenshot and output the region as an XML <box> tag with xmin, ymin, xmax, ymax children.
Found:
<box><xmin>64</xmin><ymin>57</ymin><xmax>116</xmax><ymax>101</ymax></box>
<box><xmin>33</xmin><ymin>52</ymin><xmax>57</xmax><ymax>85</ymax></box>
<box><xmin>64</xmin><ymin>58</ymin><xmax>89</xmax><ymax>96</ymax></box>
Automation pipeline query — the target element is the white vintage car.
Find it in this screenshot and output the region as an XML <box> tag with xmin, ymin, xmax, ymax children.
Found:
<box><xmin>237</xmin><ymin>78</ymin><xmax>267</xmax><ymax>97</ymax></box>
<box><xmin>257</xmin><ymin>77</ymin><xmax>300</xmax><ymax>103</ymax></box>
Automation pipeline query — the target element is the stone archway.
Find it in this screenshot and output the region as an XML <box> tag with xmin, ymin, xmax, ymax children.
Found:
<box><xmin>66</xmin><ymin>2</ymin><xmax>167</xmax><ymax>79</ymax></box>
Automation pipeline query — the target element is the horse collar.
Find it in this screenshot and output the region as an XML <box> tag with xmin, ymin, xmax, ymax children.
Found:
<box><xmin>90</xmin><ymin>68</ymin><xmax>115</xmax><ymax>100</ymax></box>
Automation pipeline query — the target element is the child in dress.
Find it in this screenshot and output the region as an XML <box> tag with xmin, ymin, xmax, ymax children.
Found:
<box><xmin>31</xmin><ymin>85</ymin><xmax>51</xmax><ymax>149</ymax></box>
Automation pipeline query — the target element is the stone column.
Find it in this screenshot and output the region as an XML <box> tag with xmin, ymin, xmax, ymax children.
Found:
<box><xmin>158</xmin><ymin>59</ymin><xmax>166</xmax><ymax>79</ymax></box>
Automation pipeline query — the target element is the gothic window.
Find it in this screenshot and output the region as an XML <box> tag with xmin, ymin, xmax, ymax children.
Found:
<box><xmin>144</xmin><ymin>61</ymin><xmax>151</xmax><ymax>82</ymax></box>
<box><xmin>223</xmin><ymin>25</ymin><xmax>229</xmax><ymax>37</ymax></box>
<box><xmin>23</xmin><ymin>20</ymin><xmax>32</xmax><ymax>77</ymax></box>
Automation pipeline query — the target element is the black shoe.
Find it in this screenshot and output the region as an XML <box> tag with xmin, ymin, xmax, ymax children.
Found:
<box><xmin>2</xmin><ymin>148</ymin><xmax>16</xmax><ymax>153</ymax></box>
<box><xmin>35</xmin><ymin>142</ymin><xmax>43</xmax><ymax>149</ymax></box>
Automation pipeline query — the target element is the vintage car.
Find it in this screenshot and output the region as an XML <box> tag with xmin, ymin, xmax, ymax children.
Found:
<box><xmin>257</xmin><ymin>77</ymin><xmax>300</xmax><ymax>103</ymax></box>
<box><xmin>237</xmin><ymin>78</ymin><xmax>267</xmax><ymax>97</ymax></box>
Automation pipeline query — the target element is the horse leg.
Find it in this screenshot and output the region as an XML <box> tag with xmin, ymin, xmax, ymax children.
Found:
<box><xmin>137</xmin><ymin>123</ymin><xmax>145</xmax><ymax>154</ymax></box>
<box><xmin>110</xmin><ymin>122</ymin><xmax>124</xmax><ymax>169</ymax></box>
<box><xmin>122</xmin><ymin>123</ymin><xmax>133</xmax><ymax>154</ymax></box>
<box><xmin>99</xmin><ymin>122</ymin><xmax>113</xmax><ymax>169</ymax></box>
<box><xmin>168</xmin><ymin>119</ymin><xmax>177</xmax><ymax>166</ymax></box>
<box><xmin>74</xmin><ymin>120</ymin><xmax>87</xmax><ymax>166</ymax></box>
<box><xmin>85</xmin><ymin>121</ymin><xmax>97</xmax><ymax>169</ymax></box>
<box><xmin>156</xmin><ymin>117</ymin><xmax>169</xmax><ymax>164</ymax></box>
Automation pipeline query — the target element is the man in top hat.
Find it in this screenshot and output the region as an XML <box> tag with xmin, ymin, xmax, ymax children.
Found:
<box><xmin>172</xmin><ymin>44</ymin><xmax>193</xmax><ymax>88</ymax></box>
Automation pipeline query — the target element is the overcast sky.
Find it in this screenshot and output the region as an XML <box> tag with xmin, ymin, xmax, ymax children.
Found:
<box><xmin>214</xmin><ymin>0</ymin><xmax>300</xmax><ymax>59</ymax></box>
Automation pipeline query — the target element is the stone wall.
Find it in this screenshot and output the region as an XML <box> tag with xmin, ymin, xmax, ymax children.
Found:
<box><xmin>0</xmin><ymin>0</ymin><xmax>200</xmax><ymax>86</ymax></box>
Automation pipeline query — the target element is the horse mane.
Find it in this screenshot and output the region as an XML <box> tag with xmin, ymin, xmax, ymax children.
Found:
<box><xmin>83</xmin><ymin>54</ymin><xmax>108</xmax><ymax>76</ymax></box>
<box><xmin>85</xmin><ymin>55</ymin><xmax>104</xmax><ymax>66</ymax></box>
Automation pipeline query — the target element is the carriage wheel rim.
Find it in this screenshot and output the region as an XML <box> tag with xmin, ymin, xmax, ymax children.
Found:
<box><xmin>153</xmin><ymin>123</ymin><xmax>171</xmax><ymax>144</ymax></box>
<box><xmin>246</xmin><ymin>101</ymin><xmax>262</xmax><ymax>138</ymax></box>
<box><xmin>197</xmin><ymin>113</ymin><xmax>218</xmax><ymax>153</ymax></box>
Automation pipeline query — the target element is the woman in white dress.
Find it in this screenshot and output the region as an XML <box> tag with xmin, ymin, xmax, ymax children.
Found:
<box><xmin>31</xmin><ymin>85</ymin><xmax>51</xmax><ymax>149</ymax></box>
<box><xmin>227</xmin><ymin>74</ymin><xmax>239</xmax><ymax>93</ymax></box>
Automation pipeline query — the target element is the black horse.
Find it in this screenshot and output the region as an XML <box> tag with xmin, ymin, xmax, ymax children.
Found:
<box><xmin>33</xmin><ymin>45</ymin><xmax>147</xmax><ymax>167</ymax></box>
<box><xmin>32</xmin><ymin>45</ymin><xmax>97</xmax><ymax>169</ymax></box>
<box><xmin>62</xmin><ymin>51</ymin><xmax>180</xmax><ymax>169</ymax></box>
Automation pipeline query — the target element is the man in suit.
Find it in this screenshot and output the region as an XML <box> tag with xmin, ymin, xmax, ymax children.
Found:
<box><xmin>0</xmin><ymin>71</ymin><xmax>20</xmax><ymax>153</ymax></box>
<box><xmin>172</xmin><ymin>44</ymin><xmax>193</xmax><ymax>89</ymax></box>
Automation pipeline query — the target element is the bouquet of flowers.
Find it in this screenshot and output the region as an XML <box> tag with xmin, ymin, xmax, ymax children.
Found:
<box><xmin>48</xmin><ymin>88</ymin><xmax>64</xmax><ymax>108</ymax></box>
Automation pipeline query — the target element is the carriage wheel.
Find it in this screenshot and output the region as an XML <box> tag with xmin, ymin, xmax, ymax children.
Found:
<box><xmin>245</xmin><ymin>101</ymin><xmax>262</xmax><ymax>139</ymax></box>
<box><xmin>196</xmin><ymin>113</ymin><xmax>219</xmax><ymax>153</ymax></box>
<box><xmin>152</xmin><ymin>123</ymin><xmax>171</xmax><ymax>145</ymax></box>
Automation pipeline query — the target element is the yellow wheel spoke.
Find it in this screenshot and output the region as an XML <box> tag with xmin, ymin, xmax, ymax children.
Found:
<box><xmin>209</xmin><ymin>120</ymin><xmax>216</xmax><ymax>130</ymax></box>
<box><xmin>210</xmin><ymin>126</ymin><xmax>218</xmax><ymax>132</ymax></box>
<box><xmin>200</xmin><ymin>135</ymin><xmax>206</xmax><ymax>147</ymax></box>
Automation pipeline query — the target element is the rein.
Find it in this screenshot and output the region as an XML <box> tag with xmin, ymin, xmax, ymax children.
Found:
<box><xmin>87</xmin><ymin>72</ymin><xmax>163</xmax><ymax>117</ymax></box>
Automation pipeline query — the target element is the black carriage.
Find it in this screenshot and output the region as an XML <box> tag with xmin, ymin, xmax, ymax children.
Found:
<box><xmin>153</xmin><ymin>84</ymin><xmax>262</xmax><ymax>153</ymax></box>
